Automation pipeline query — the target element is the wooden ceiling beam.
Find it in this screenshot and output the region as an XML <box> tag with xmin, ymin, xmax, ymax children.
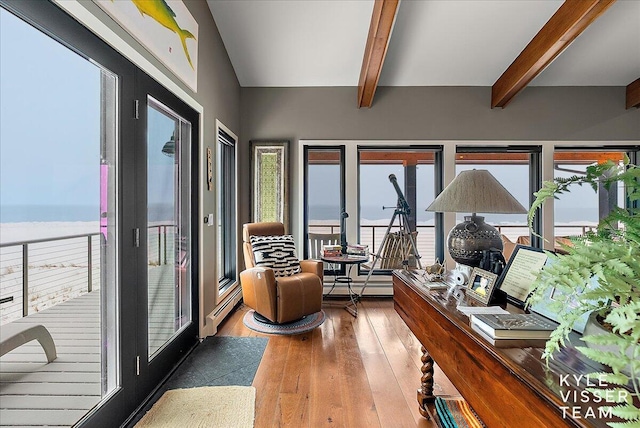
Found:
<box><xmin>626</xmin><ymin>78</ymin><xmax>640</xmax><ymax>109</ymax></box>
<box><xmin>357</xmin><ymin>0</ymin><xmax>399</xmax><ymax>109</ymax></box>
<box><xmin>491</xmin><ymin>0</ymin><xmax>616</xmax><ymax>108</ymax></box>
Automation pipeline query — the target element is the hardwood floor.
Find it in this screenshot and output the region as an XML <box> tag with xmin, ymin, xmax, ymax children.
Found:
<box><xmin>216</xmin><ymin>298</ymin><xmax>459</xmax><ymax>428</ymax></box>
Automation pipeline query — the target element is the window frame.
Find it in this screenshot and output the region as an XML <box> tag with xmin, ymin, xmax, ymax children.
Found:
<box><xmin>216</xmin><ymin>120</ymin><xmax>238</xmax><ymax>292</ymax></box>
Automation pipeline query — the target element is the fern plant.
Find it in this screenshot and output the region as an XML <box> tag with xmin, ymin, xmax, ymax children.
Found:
<box><xmin>526</xmin><ymin>157</ymin><xmax>640</xmax><ymax>427</ymax></box>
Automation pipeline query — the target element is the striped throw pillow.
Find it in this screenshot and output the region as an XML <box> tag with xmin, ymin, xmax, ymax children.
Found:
<box><xmin>250</xmin><ymin>235</ymin><xmax>301</xmax><ymax>277</ymax></box>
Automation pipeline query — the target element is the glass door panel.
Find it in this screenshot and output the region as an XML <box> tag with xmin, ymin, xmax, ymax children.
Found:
<box><xmin>0</xmin><ymin>7</ymin><xmax>118</xmax><ymax>425</ymax></box>
<box><xmin>146</xmin><ymin>98</ymin><xmax>191</xmax><ymax>359</ymax></box>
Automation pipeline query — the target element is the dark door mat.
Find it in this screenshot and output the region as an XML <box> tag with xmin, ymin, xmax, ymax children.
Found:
<box><xmin>166</xmin><ymin>336</ymin><xmax>269</xmax><ymax>389</ymax></box>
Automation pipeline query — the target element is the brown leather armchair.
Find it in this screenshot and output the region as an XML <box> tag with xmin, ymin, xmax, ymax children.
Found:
<box><xmin>240</xmin><ymin>222</ymin><xmax>323</xmax><ymax>324</ymax></box>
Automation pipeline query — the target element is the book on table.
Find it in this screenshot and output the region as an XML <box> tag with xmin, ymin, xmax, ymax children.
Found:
<box><xmin>469</xmin><ymin>312</ymin><xmax>558</xmax><ymax>339</ymax></box>
<box><xmin>470</xmin><ymin>323</ymin><xmax>549</xmax><ymax>348</ymax></box>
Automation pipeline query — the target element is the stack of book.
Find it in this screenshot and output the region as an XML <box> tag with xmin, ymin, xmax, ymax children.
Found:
<box><xmin>469</xmin><ymin>313</ymin><xmax>558</xmax><ymax>348</ymax></box>
<box><xmin>346</xmin><ymin>244</ymin><xmax>369</xmax><ymax>257</ymax></box>
<box><xmin>322</xmin><ymin>244</ymin><xmax>342</xmax><ymax>258</ymax></box>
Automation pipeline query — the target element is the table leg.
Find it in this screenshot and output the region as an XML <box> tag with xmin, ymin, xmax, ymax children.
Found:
<box><xmin>344</xmin><ymin>265</ymin><xmax>359</xmax><ymax>317</ymax></box>
<box><xmin>417</xmin><ymin>345</ymin><xmax>436</xmax><ymax>419</ymax></box>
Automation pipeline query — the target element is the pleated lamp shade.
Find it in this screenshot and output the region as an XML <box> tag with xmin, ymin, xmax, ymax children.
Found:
<box><xmin>426</xmin><ymin>169</ymin><xmax>526</xmax><ymax>214</ymax></box>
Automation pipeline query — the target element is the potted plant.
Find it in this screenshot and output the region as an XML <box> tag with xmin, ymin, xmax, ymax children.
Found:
<box><xmin>526</xmin><ymin>157</ymin><xmax>640</xmax><ymax>427</ymax></box>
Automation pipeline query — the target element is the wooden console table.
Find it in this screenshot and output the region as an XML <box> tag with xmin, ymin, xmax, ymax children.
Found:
<box><xmin>393</xmin><ymin>270</ymin><xmax>629</xmax><ymax>428</ymax></box>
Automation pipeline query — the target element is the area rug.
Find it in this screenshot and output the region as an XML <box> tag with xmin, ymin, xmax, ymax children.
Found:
<box><xmin>243</xmin><ymin>309</ymin><xmax>325</xmax><ymax>335</ymax></box>
<box><xmin>135</xmin><ymin>385</ymin><xmax>255</xmax><ymax>428</ymax></box>
<box><xmin>434</xmin><ymin>397</ymin><xmax>485</xmax><ymax>428</ymax></box>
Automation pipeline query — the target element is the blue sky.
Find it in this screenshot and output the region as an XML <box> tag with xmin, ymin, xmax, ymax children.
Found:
<box><xmin>1</xmin><ymin>9</ymin><xmax>176</xmax><ymax>221</ymax></box>
<box><xmin>0</xmin><ymin>9</ymin><xmax>100</xmax><ymax>207</ymax></box>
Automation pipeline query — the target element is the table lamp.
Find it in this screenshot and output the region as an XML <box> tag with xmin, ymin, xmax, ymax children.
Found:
<box><xmin>426</xmin><ymin>169</ymin><xmax>526</xmax><ymax>267</ymax></box>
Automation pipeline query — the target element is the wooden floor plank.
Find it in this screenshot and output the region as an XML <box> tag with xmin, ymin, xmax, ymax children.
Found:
<box><xmin>309</xmin><ymin>305</ymin><xmax>345</xmax><ymax>427</ymax></box>
<box><xmin>331</xmin><ymin>303</ymin><xmax>382</xmax><ymax>428</ymax></box>
<box><xmin>212</xmin><ymin>297</ymin><xmax>439</xmax><ymax>428</ymax></box>
<box><xmin>278</xmin><ymin>332</ymin><xmax>313</xmax><ymax>427</ymax></box>
<box><xmin>349</xmin><ymin>300</ymin><xmax>421</xmax><ymax>428</ymax></box>
<box><xmin>251</xmin><ymin>335</ymin><xmax>291</xmax><ymax>427</ymax></box>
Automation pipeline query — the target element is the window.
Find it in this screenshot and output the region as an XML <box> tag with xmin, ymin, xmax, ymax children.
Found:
<box><xmin>358</xmin><ymin>148</ymin><xmax>438</xmax><ymax>273</ymax></box>
<box><xmin>217</xmin><ymin>123</ymin><xmax>237</xmax><ymax>289</ymax></box>
<box><xmin>0</xmin><ymin>5</ymin><xmax>118</xmax><ymax>422</ymax></box>
<box><xmin>553</xmin><ymin>150</ymin><xmax>626</xmax><ymax>238</ymax></box>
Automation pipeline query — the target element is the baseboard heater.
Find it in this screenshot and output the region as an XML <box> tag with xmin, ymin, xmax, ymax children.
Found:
<box><xmin>208</xmin><ymin>287</ymin><xmax>243</xmax><ymax>334</ymax></box>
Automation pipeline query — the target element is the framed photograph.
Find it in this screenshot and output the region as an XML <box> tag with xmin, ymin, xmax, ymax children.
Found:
<box><xmin>251</xmin><ymin>141</ymin><xmax>289</xmax><ymax>230</ymax></box>
<box><xmin>496</xmin><ymin>245</ymin><xmax>549</xmax><ymax>307</ymax></box>
<box><xmin>466</xmin><ymin>268</ymin><xmax>498</xmax><ymax>305</ymax></box>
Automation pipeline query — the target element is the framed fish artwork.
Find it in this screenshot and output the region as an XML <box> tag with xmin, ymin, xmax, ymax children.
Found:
<box><xmin>94</xmin><ymin>0</ymin><xmax>198</xmax><ymax>91</ymax></box>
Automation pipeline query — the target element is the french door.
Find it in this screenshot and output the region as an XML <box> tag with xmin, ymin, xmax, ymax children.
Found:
<box><xmin>132</xmin><ymin>76</ymin><xmax>199</xmax><ymax>399</ymax></box>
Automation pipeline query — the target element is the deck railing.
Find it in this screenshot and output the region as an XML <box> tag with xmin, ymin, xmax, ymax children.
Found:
<box><xmin>0</xmin><ymin>224</ymin><xmax>173</xmax><ymax>325</ymax></box>
<box><xmin>308</xmin><ymin>223</ymin><xmax>592</xmax><ymax>267</ymax></box>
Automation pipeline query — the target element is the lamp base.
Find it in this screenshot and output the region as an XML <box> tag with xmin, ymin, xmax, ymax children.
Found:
<box><xmin>447</xmin><ymin>215</ymin><xmax>503</xmax><ymax>267</ymax></box>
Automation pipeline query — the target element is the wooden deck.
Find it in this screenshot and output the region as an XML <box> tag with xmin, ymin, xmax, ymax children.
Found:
<box><xmin>0</xmin><ymin>291</ymin><xmax>101</xmax><ymax>427</ymax></box>
<box><xmin>0</xmin><ymin>263</ymin><xmax>179</xmax><ymax>427</ymax></box>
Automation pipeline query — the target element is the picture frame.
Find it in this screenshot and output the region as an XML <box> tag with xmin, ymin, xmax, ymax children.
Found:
<box><xmin>94</xmin><ymin>0</ymin><xmax>198</xmax><ymax>91</ymax></box>
<box><xmin>495</xmin><ymin>245</ymin><xmax>549</xmax><ymax>307</ymax></box>
<box><xmin>466</xmin><ymin>268</ymin><xmax>498</xmax><ymax>305</ymax></box>
<box><xmin>251</xmin><ymin>140</ymin><xmax>289</xmax><ymax>230</ymax></box>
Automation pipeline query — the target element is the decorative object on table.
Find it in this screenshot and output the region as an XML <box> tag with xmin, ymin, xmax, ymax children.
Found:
<box><xmin>526</xmin><ymin>158</ymin><xmax>640</xmax><ymax>425</ymax></box>
<box><xmin>469</xmin><ymin>313</ymin><xmax>557</xmax><ymax>340</ymax></box>
<box><xmin>321</xmin><ymin>244</ymin><xmax>342</xmax><ymax>258</ymax></box>
<box><xmin>426</xmin><ymin>169</ymin><xmax>526</xmax><ymax>267</ymax></box>
<box><xmin>451</xmin><ymin>263</ymin><xmax>473</xmax><ymax>286</ymax></box>
<box><xmin>361</xmin><ymin>174</ymin><xmax>422</xmax><ymax>296</ymax></box>
<box><xmin>417</xmin><ymin>259</ymin><xmax>446</xmax><ymax>283</ymax></box>
<box><xmin>425</xmin><ymin>259</ymin><xmax>445</xmax><ymax>276</ymax></box>
<box><xmin>346</xmin><ymin>243</ymin><xmax>369</xmax><ymax>257</ymax></box>
<box><xmin>465</xmin><ymin>268</ymin><xmax>498</xmax><ymax>306</ymax></box>
<box><xmin>478</xmin><ymin>248</ymin><xmax>506</xmax><ymax>276</ymax></box>
<box><xmin>495</xmin><ymin>245</ymin><xmax>548</xmax><ymax>307</ymax></box>
<box><xmin>403</xmin><ymin>269</ymin><xmax>448</xmax><ymax>290</ymax></box>
<box><xmin>250</xmin><ymin>141</ymin><xmax>289</xmax><ymax>230</ymax></box>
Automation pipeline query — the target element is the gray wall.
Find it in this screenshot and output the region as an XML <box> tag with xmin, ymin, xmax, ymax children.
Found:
<box><xmin>77</xmin><ymin>1</ymin><xmax>241</xmax><ymax>333</ymax></box>
<box><xmin>240</xmin><ymin>86</ymin><xmax>640</xmax><ymax>235</ymax></box>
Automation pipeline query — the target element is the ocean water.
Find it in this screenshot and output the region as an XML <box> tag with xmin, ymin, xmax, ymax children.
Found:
<box><xmin>1</xmin><ymin>203</ymin><xmax>595</xmax><ymax>225</ymax></box>
<box><xmin>311</xmin><ymin>204</ymin><xmax>598</xmax><ymax>225</ymax></box>
<box><xmin>0</xmin><ymin>204</ymin><xmax>174</xmax><ymax>223</ymax></box>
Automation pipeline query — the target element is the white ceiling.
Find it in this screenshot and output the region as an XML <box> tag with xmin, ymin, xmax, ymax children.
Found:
<box><xmin>207</xmin><ymin>0</ymin><xmax>640</xmax><ymax>88</ymax></box>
